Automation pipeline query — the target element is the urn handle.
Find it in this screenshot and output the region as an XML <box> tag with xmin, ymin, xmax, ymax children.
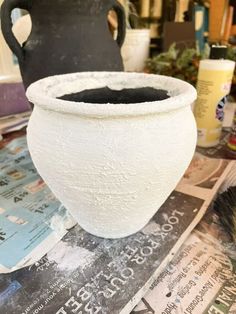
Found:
<box><xmin>111</xmin><ymin>0</ymin><xmax>126</xmax><ymax>47</ymax></box>
<box><xmin>1</xmin><ymin>0</ymin><xmax>29</xmax><ymax>63</ymax></box>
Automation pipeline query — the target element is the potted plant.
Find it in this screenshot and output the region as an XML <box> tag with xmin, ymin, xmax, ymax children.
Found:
<box><xmin>117</xmin><ymin>0</ymin><xmax>151</xmax><ymax>72</ymax></box>
<box><xmin>146</xmin><ymin>43</ymin><xmax>202</xmax><ymax>86</ymax></box>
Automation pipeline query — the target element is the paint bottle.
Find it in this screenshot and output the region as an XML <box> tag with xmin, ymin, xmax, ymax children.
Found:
<box><xmin>194</xmin><ymin>46</ymin><xmax>235</xmax><ymax>147</ymax></box>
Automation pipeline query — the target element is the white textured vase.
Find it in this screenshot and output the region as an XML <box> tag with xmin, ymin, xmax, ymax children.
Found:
<box><xmin>121</xmin><ymin>29</ymin><xmax>150</xmax><ymax>72</ymax></box>
<box><xmin>26</xmin><ymin>72</ymin><xmax>197</xmax><ymax>238</ymax></box>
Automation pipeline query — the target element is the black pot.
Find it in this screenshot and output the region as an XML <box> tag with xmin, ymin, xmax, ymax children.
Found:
<box><xmin>1</xmin><ymin>0</ymin><xmax>126</xmax><ymax>89</ymax></box>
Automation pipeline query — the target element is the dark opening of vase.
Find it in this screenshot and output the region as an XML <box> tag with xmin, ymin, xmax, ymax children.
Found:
<box><xmin>58</xmin><ymin>87</ymin><xmax>169</xmax><ymax>104</ymax></box>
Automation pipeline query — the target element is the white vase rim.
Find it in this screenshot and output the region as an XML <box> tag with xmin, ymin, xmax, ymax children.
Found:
<box><xmin>26</xmin><ymin>72</ymin><xmax>197</xmax><ymax>118</ymax></box>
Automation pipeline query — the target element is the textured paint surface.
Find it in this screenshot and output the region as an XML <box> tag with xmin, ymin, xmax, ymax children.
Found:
<box><xmin>47</xmin><ymin>242</ymin><xmax>96</xmax><ymax>271</ymax></box>
<box><xmin>26</xmin><ymin>72</ymin><xmax>197</xmax><ymax>238</ymax></box>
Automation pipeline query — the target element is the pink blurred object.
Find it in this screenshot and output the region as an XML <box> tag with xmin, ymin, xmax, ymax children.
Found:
<box><xmin>0</xmin><ymin>81</ymin><xmax>30</xmax><ymax>117</ymax></box>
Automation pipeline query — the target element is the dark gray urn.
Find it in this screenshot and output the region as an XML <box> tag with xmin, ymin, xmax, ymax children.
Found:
<box><xmin>1</xmin><ymin>0</ymin><xmax>126</xmax><ymax>89</ymax></box>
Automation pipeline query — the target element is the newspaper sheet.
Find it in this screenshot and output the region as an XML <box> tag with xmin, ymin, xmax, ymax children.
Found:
<box><xmin>0</xmin><ymin>136</ymin><xmax>76</xmax><ymax>273</ymax></box>
<box><xmin>0</xmin><ymin>111</ymin><xmax>31</xmax><ymax>134</ymax></box>
<box><xmin>132</xmin><ymin>207</ymin><xmax>236</xmax><ymax>314</ymax></box>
